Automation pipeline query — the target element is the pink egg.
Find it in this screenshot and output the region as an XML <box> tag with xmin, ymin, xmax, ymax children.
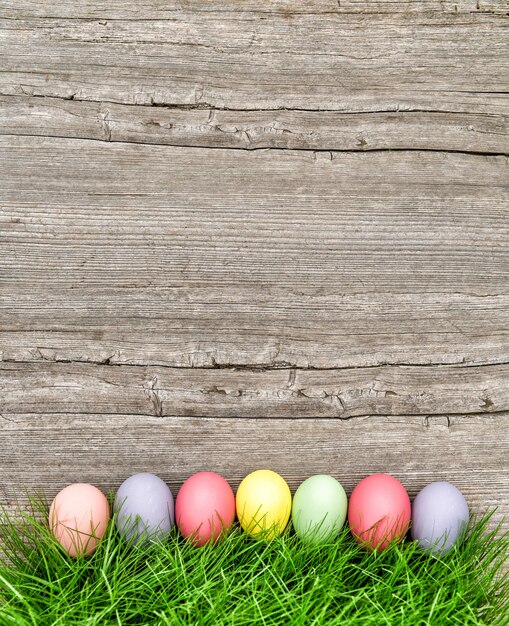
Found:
<box><xmin>49</xmin><ymin>483</ymin><xmax>110</xmax><ymax>557</ymax></box>
<box><xmin>348</xmin><ymin>473</ymin><xmax>411</xmax><ymax>551</ymax></box>
<box><xmin>176</xmin><ymin>472</ymin><xmax>235</xmax><ymax>546</ymax></box>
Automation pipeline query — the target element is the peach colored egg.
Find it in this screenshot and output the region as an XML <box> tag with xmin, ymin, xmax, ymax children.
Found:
<box><xmin>49</xmin><ymin>483</ymin><xmax>110</xmax><ymax>557</ymax></box>
<box><xmin>176</xmin><ymin>472</ymin><xmax>235</xmax><ymax>546</ymax></box>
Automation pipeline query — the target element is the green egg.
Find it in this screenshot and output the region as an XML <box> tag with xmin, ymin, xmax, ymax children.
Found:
<box><xmin>292</xmin><ymin>475</ymin><xmax>348</xmax><ymax>545</ymax></box>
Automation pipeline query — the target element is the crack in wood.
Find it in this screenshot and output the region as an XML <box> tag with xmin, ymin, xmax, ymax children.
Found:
<box><xmin>1</xmin><ymin>410</ymin><xmax>507</xmax><ymax>421</ymax></box>
<box><xmin>0</xmin><ymin>414</ymin><xmax>16</xmax><ymax>423</ymax></box>
<box><xmin>3</xmin><ymin>356</ymin><xmax>509</xmax><ymax>371</ymax></box>
<box><xmin>424</xmin><ymin>414</ymin><xmax>452</xmax><ymax>429</ymax></box>
<box><xmin>2</xmin><ymin>92</ymin><xmax>507</xmax><ymax>117</ymax></box>
<box><xmin>2</xmin><ymin>132</ymin><xmax>507</xmax><ymax>156</ymax></box>
<box><xmin>144</xmin><ymin>374</ymin><xmax>163</xmax><ymax>417</ymax></box>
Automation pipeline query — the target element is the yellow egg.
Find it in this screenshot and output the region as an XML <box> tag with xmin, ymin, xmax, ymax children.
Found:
<box><xmin>236</xmin><ymin>470</ymin><xmax>292</xmax><ymax>539</ymax></box>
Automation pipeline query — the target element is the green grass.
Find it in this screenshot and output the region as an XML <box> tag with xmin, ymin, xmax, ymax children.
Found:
<box><xmin>0</xmin><ymin>503</ymin><xmax>508</xmax><ymax>626</ymax></box>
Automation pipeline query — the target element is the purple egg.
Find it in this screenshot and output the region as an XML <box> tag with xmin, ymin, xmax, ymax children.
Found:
<box><xmin>411</xmin><ymin>482</ymin><xmax>469</xmax><ymax>555</ymax></box>
<box><xmin>114</xmin><ymin>473</ymin><xmax>175</xmax><ymax>544</ymax></box>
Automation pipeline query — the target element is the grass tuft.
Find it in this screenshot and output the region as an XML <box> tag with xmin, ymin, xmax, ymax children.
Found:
<box><xmin>0</xmin><ymin>502</ymin><xmax>508</xmax><ymax>625</ymax></box>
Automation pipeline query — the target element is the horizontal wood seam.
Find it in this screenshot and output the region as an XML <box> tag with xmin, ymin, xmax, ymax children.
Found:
<box><xmin>4</xmin><ymin>92</ymin><xmax>509</xmax><ymax>115</ymax></box>
<box><xmin>2</xmin><ymin>132</ymin><xmax>508</xmax><ymax>156</ymax></box>
<box><xmin>2</xmin><ymin>411</ymin><xmax>508</xmax><ymax>420</ymax></box>
<box><xmin>3</xmin><ymin>358</ymin><xmax>509</xmax><ymax>370</ymax></box>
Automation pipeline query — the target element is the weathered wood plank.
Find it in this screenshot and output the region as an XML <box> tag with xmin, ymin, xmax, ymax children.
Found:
<box><xmin>2</xmin><ymin>362</ymin><xmax>508</xmax><ymax>418</ymax></box>
<box><xmin>1</xmin><ymin>136</ymin><xmax>508</xmax><ymax>368</ymax></box>
<box><xmin>2</xmin><ymin>95</ymin><xmax>508</xmax><ymax>153</ymax></box>
<box><xmin>1</xmin><ymin>413</ymin><xmax>507</xmax><ymax>525</ymax></box>
<box><xmin>1</xmin><ymin>14</ymin><xmax>507</xmax><ymax>113</ymax></box>
<box><xmin>1</xmin><ymin>0</ymin><xmax>507</xmax><ymax>19</ymax></box>
<box><xmin>2</xmin><ymin>296</ymin><xmax>508</xmax><ymax>368</ymax></box>
<box><xmin>2</xmin><ymin>296</ymin><xmax>508</xmax><ymax>369</ymax></box>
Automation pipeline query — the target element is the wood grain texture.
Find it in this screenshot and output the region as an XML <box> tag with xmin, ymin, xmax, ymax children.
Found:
<box><xmin>1</xmin><ymin>0</ymin><xmax>507</xmax><ymax>18</ymax></box>
<box><xmin>2</xmin><ymin>95</ymin><xmax>508</xmax><ymax>153</ymax></box>
<box><xmin>2</xmin><ymin>136</ymin><xmax>508</xmax><ymax>369</ymax></box>
<box><xmin>1</xmin><ymin>0</ymin><xmax>508</xmax><ymax>526</ymax></box>
<box><xmin>1</xmin><ymin>13</ymin><xmax>508</xmax><ymax>114</ymax></box>
<box><xmin>1</xmin><ymin>413</ymin><xmax>507</xmax><ymax>525</ymax></box>
<box><xmin>2</xmin><ymin>362</ymin><xmax>508</xmax><ymax>418</ymax></box>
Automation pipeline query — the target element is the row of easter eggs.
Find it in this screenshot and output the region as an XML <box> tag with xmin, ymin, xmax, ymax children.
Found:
<box><xmin>50</xmin><ymin>470</ymin><xmax>469</xmax><ymax>558</ymax></box>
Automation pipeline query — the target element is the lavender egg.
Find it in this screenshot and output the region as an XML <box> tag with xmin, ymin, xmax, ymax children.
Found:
<box><xmin>114</xmin><ymin>473</ymin><xmax>175</xmax><ymax>544</ymax></box>
<box><xmin>411</xmin><ymin>482</ymin><xmax>469</xmax><ymax>555</ymax></box>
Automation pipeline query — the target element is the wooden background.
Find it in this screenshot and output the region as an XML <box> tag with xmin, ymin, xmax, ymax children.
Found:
<box><xmin>1</xmin><ymin>0</ymin><xmax>508</xmax><ymax>525</ymax></box>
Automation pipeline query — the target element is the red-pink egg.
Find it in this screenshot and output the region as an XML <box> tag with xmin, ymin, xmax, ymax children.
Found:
<box><xmin>348</xmin><ymin>473</ymin><xmax>411</xmax><ymax>551</ymax></box>
<box><xmin>49</xmin><ymin>483</ymin><xmax>110</xmax><ymax>557</ymax></box>
<box><xmin>176</xmin><ymin>472</ymin><xmax>235</xmax><ymax>546</ymax></box>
